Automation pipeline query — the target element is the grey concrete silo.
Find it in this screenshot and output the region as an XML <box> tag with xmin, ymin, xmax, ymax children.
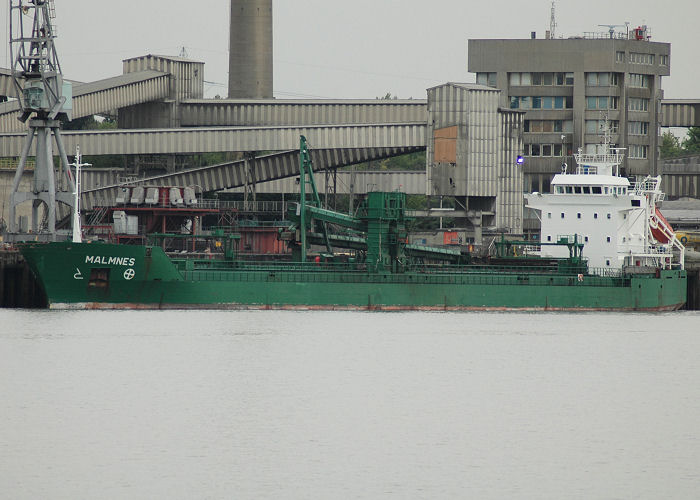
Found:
<box><xmin>228</xmin><ymin>0</ymin><xmax>273</xmax><ymax>99</ymax></box>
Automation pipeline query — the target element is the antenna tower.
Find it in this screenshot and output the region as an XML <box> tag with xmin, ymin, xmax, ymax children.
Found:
<box><xmin>549</xmin><ymin>1</ymin><xmax>556</xmax><ymax>39</ymax></box>
<box><xmin>7</xmin><ymin>0</ymin><xmax>75</xmax><ymax>241</ymax></box>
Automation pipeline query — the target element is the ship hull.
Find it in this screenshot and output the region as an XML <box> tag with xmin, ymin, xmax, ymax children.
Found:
<box><xmin>19</xmin><ymin>242</ymin><xmax>688</xmax><ymax>312</ymax></box>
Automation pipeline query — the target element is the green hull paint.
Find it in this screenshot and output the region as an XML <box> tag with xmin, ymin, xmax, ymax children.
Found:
<box><xmin>19</xmin><ymin>241</ymin><xmax>687</xmax><ymax>311</ymax></box>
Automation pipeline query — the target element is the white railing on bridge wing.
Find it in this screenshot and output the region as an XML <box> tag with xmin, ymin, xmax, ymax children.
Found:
<box><xmin>573</xmin><ymin>152</ymin><xmax>624</xmax><ymax>165</ymax></box>
<box><xmin>633</xmin><ymin>178</ymin><xmax>661</xmax><ymax>194</ymax></box>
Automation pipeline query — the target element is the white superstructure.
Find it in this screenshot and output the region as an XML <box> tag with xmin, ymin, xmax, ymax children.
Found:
<box><xmin>526</xmin><ymin>140</ymin><xmax>684</xmax><ymax>273</ymax></box>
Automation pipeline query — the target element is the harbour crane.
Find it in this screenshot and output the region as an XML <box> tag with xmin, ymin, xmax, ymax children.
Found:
<box><xmin>7</xmin><ymin>0</ymin><xmax>75</xmax><ymax>241</ymax></box>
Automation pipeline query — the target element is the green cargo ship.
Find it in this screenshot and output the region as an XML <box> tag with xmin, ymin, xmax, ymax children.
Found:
<box><xmin>17</xmin><ymin>137</ymin><xmax>688</xmax><ymax>311</ymax></box>
<box><xmin>17</xmin><ymin>239</ymin><xmax>686</xmax><ymax>311</ymax></box>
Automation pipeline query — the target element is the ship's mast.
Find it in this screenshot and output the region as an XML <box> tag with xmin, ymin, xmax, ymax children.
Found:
<box><xmin>7</xmin><ymin>0</ymin><xmax>75</xmax><ymax>241</ymax></box>
<box><xmin>70</xmin><ymin>145</ymin><xmax>90</xmax><ymax>243</ymax></box>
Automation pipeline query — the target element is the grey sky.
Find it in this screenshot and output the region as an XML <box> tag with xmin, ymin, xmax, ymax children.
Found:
<box><xmin>1</xmin><ymin>0</ymin><xmax>698</xmax><ymax>99</ymax></box>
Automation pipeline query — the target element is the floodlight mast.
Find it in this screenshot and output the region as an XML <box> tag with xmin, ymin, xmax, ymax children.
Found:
<box><xmin>7</xmin><ymin>0</ymin><xmax>75</xmax><ymax>241</ymax></box>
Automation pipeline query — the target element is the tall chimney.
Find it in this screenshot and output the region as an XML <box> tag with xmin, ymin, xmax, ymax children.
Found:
<box><xmin>228</xmin><ymin>0</ymin><xmax>273</xmax><ymax>99</ymax></box>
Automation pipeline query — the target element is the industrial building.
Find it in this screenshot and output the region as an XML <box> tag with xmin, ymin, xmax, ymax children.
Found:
<box><xmin>426</xmin><ymin>83</ymin><xmax>525</xmax><ymax>241</ymax></box>
<box><xmin>468</xmin><ymin>27</ymin><xmax>671</xmax><ymax>195</ymax></box>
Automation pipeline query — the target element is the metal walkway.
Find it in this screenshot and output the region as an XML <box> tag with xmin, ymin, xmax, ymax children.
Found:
<box><xmin>80</xmin><ymin>145</ymin><xmax>424</xmax><ymax>210</ymax></box>
<box><xmin>0</xmin><ymin>70</ymin><xmax>170</xmax><ymax>132</ymax></box>
<box><xmin>0</xmin><ymin>122</ymin><xmax>427</xmax><ymax>157</ymax></box>
<box><xmin>662</xmin><ymin>100</ymin><xmax>700</xmax><ymax>128</ymax></box>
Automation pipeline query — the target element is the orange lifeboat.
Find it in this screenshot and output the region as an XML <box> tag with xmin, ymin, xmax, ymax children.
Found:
<box><xmin>650</xmin><ymin>208</ymin><xmax>673</xmax><ymax>244</ymax></box>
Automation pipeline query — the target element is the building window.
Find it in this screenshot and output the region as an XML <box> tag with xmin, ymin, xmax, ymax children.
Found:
<box><xmin>587</xmin><ymin>96</ymin><xmax>619</xmax><ymax>110</ymax></box>
<box><xmin>628</xmin><ymin>98</ymin><xmax>650</xmax><ymax>112</ymax></box>
<box><xmin>594</xmin><ymin>213</ymin><xmax>598</xmax><ymax>219</ymax></box>
<box><xmin>524</xmin><ymin>143</ymin><xmax>570</xmax><ymax>157</ymax></box>
<box><xmin>524</xmin><ymin>120</ymin><xmax>573</xmax><ymax>133</ymax></box>
<box><xmin>630</xmin><ymin>52</ymin><xmax>655</xmax><ymax>65</ymax></box>
<box><xmin>585</xmin><ymin>236</ymin><xmax>589</xmax><ymax>242</ymax></box>
<box><xmin>607</xmin><ymin>213</ymin><xmax>611</xmax><ymax>219</ymax></box>
<box><xmin>510</xmin><ymin>96</ymin><xmax>572</xmax><ymax>110</ymax></box>
<box><xmin>628</xmin><ymin>121</ymin><xmax>649</xmax><ymax>135</ymax></box>
<box><xmin>616</xmin><ymin>51</ymin><xmax>625</xmax><ymax>62</ymax></box>
<box><xmin>607</xmin><ymin>236</ymin><xmax>611</xmax><ymax>242</ymax></box>
<box><xmin>606</xmin><ymin>259</ymin><xmax>611</xmax><ymax>266</ymax></box>
<box><xmin>586</xmin><ymin>72</ymin><xmax>620</xmax><ymax>86</ymax></box>
<box><xmin>577</xmin><ymin>213</ymin><xmax>581</xmax><ymax>219</ymax></box>
<box><xmin>561</xmin><ymin>213</ymin><xmax>565</xmax><ymax>219</ymax></box>
<box><xmin>628</xmin><ymin>73</ymin><xmax>651</xmax><ymax>88</ymax></box>
<box><xmin>477</xmin><ymin>72</ymin><xmax>497</xmax><ymax>87</ymax></box>
<box><xmin>586</xmin><ymin>119</ymin><xmax>619</xmax><ymax>134</ymax></box>
<box><xmin>659</xmin><ymin>55</ymin><xmax>669</xmax><ymax>66</ymax></box>
<box><xmin>629</xmin><ymin>144</ymin><xmax>649</xmax><ymax>159</ymax></box>
<box><xmin>547</xmin><ymin>212</ymin><xmax>552</xmax><ymax>218</ymax></box>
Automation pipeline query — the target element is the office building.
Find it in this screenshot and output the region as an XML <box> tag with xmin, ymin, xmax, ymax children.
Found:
<box><xmin>468</xmin><ymin>27</ymin><xmax>670</xmax><ymax>194</ymax></box>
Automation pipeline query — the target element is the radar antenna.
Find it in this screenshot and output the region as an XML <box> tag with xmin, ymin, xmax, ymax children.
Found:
<box><xmin>7</xmin><ymin>0</ymin><xmax>75</xmax><ymax>241</ymax></box>
<box><xmin>598</xmin><ymin>24</ymin><xmax>625</xmax><ymax>39</ymax></box>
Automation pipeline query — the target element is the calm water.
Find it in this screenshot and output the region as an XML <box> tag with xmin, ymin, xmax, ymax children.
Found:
<box><xmin>1</xmin><ymin>310</ymin><xmax>700</xmax><ymax>499</ymax></box>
